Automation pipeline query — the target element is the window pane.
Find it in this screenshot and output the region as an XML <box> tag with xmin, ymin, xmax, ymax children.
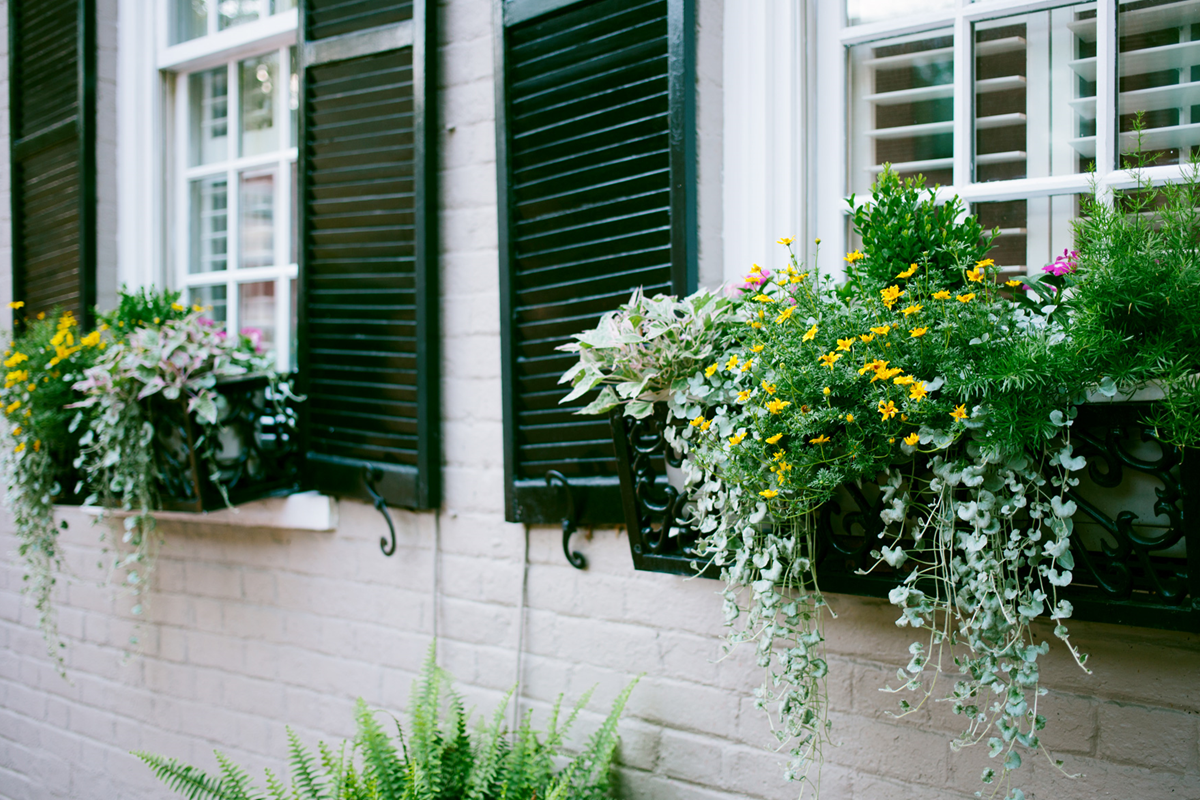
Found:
<box><xmin>289</xmin><ymin>47</ymin><xmax>299</xmax><ymax>148</ymax></box>
<box><xmin>849</xmin><ymin>29</ymin><xmax>954</xmax><ymax>196</ymax></box>
<box><xmin>240</xmin><ymin>52</ymin><xmax>279</xmax><ymax>157</ymax></box>
<box><xmin>290</xmin><ymin>160</ymin><xmax>298</xmax><ymax>264</ymax></box>
<box><xmin>289</xmin><ymin>278</ymin><xmax>297</xmax><ymax>372</ymax></box>
<box><xmin>190</xmin><ymin>285</ymin><xmax>228</xmax><ymax>328</ymax></box>
<box><xmin>973</xmin><ymin>194</ymin><xmax>1082</xmax><ymax>280</ymax></box>
<box><xmin>973</xmin><ymin>5</ymin><xmax>1094</xmax><ymax>182</ymax></box>
<box><xmin>1118</xmin><ymin>0</ymin><xmax>1200</xmax><ymax>166</ymax></box>
<box><xmin>239</xmin><ymin>281</ymin><xmax>276</xmax><ymax>354</ymax></box>
<box><xmin>219</xmin><ymin>0</ymin><xmax>262</xmax><ymax>30</ymax></box>
<box><xmin>173</xmin><ymin>0</ymin><xmax>207</xmax><ymax>44</ymax></box>
<box><xmin>190</xmin><ymin>176</ymin><xmax>229</xmax><ymax>274</ymax></box>
<box><xmin>189</xmin><ymin>67</ymin><xmax>229</xmax><ymax>166</ymax></box>
<box><xmin>847</xmin><ymin>0</ymin><xmax>953</xmax><ymax>26</ymax></box>
<box><xmin>274</xmin><ymin>0</ymin><xmax>296</xmax><ymax>12</ymax></box>
<box><xmin>240</xmin><ymin>171</ymin><xmax>275</xmax><ymax>269</ymax></box>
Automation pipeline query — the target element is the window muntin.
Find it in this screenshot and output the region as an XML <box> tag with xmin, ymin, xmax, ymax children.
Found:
<box><xmin>848</xmin><ymin>0</ymin><xmax>956</xmax><ymax>26</ymax></box>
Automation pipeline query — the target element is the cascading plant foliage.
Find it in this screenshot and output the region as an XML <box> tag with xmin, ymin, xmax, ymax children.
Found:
<box><xmin>136</xmin><ymin>644</ymin><xmax>637</xmax><ymax>800</ymax></box>
<box><xmin>559</xmin><ymin>163</ymin><xmax>1200</xmax><ymax>799</ymax></box>
<box><xmin>1</xmin><ymin>288</ymin><xmax>284</xmax><ymax>668</ymax></box>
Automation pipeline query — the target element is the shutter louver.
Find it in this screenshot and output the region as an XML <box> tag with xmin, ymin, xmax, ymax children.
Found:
<box><xmin>298</xmin><ymin>0</ymin><xmax>438</xmax><ymax>509</ymax></box>
<box><xmin>8</xmin><ymin>0</ymin><xmax>95</xmax><ymax>324</ymax></box>
<box><xmin>496</xmin><ymin>0</ymin><xmax>695</xmax><ymax>524</ymax></box>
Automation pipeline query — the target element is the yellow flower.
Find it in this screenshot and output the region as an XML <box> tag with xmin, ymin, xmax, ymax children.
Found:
<box><xmin>725</xmin><ymin>355</ymin><xmax>740</xmax><ymax>371</ymax></box>
<box><xmin>171</xmin><ymin>302</ymin><xmax>186</xmax><ymax>312</ymax></box>
<box><xmin>751</xmin><ymin>344</ymin><xmax>765</xmax><ymax>353</ymax></box>
<box><xmin>823</xmin><ymin>386</ymin><xmax>831</xmax><ymax>396</ymax></box>
<box><xmin>818</xmin><ymin>352</ymin><xmax>841</xmax><ymax>369</ymax></box>
<box><xmin>13</xmin><ymin>442</ymin><xmax>24</xmax><ymax>454</ymax></box>
<box><xmin>3</xmin><ymin>352</ymin><xmax>28</xmax><ymax>368</ymax></box>
<box><xmin>705</xmin><ymin>363</ymin><xmax>719</xmax><ymax>377</ymax></box>
<box><xmin>956</xmin><ymin>293</ymin><xmax>976</xmax><ymax>303</ymax></box>
<box><xmin>738</xmin><ymin>359</ymin><xmax>753</xmax><ymax>374</ymax></box>
<box><xmin>904</xmin><ymin>432</ymin><xmax>920</xmax><ymax>446</ymax></box>
<box><xmin>5</xmin><ymin>400</ymin><xmax>20</xmax><ymax>414</ymax></box>
<box><xmin>873</xmin><ymin>366</ymin><xmax>902</xmax><ymax>383</ymax></box>
<box><xmin>901</xmin><ymin>304</ymin><xmax>923</xmax><ymax>317</ymax></box>
<box><xmin>844</xmin><ymin>250</ymin><xmax>864</xmax><ymax>263</ymax></box>
<box><xmin>753</xmin><ymin>294</ymin><xmax>773</xmax><ymax>303</ymax></box>
<box><xmin>775</xmin><ymin>306</ymin><xmax>795</xmax><ymax>324</ymax></box>
<box><xmin>7</xmin><ymin>301</ymin><xmax>24</xmax><ymax>310</ymax></box>
<box><xmin>836</xmin><ymin>338</ymin><xmax>855</xmax><ymax>352</ymax></box>
<box><xmin>759</xmin><ymin>488</ymin><xmax>779</xmax><ymax>499</ymax></box>
<box><xmin>766</xmin><ymin>399</ymin><xmax>792</xmax><ymax>415</ymax></box>
<box><xmin>777</xmin><ymin>237</ymin><xmax>794</xmax><ymax>246</ymax></box>
<box><xmin>910</xmin><ymin>327</ymin><xmax>928</xmax><ymax>338</ymax></box>
<box><xmin>700</xmin><ymin>418</ymin><xmax>712</xmax><ymax>432</ymax></box>
<box><xmin>690</xmin><ymin>415</ymin><xmax>706</xmax><ymax>428</ymax></box>
<box><xmin>25</xmin><ymin>383</ymin><xmax>35</xmax><ymax>392</ymax></box>
<box><xmin>966</xmin><ymin>267</ymin><xmax>984</xmax><ymax>283</ymax></box>
<box><xmin>729</xmin><ymin>431</ymin><xmax>746</xmax><ymax>446</ymax></box>
<box><xmin>933</xmin><ymin>290</ymin><xmax>951</xmax><ymax>300</ymax></box>
<box><xmin>193</xmin><ymin>304</ymin><xmax>204</xmax><ymax>312</ymax></box>
<box><xmin>761</xmin><ymin>380</ymin><xmax>776</xmax><ymax>395</ymax></box>
<box><xmin>766</xmin><ymin>433</ymin><xmax>783</xmax><ymax>444</ymax></box>
<box><xmin>870</xmin><ymin>325</ymin><xmax>891</xmax><ymax>336</ymax></box>
<box><xmin>737</xmin><ymin>389</ymin><xmax>753</xmax><ymax>403</ymax></box>
<box><xmin>33</xmin><ymin>440</ymin><xmax>39</xmax><ymax>452</ymax></box>
<box><xmin>878</xmin><ymin>400</ymin><xmax>898</xmax><ymax>420</ymax></box>
<box><xmin>36</xmin><ymin>312</ymin><xmax>45</xmax><ymax>320</ymax></box>
<box><xmin>81</xmin><ymin>330</ymin><xmax>101</xmax><ymax>347</ymax></box>
<box><xmin>845</xmin><ymin>413</ymin><xmax>855</xmax><ymax>423</ymax></box>
<box><xmin>749</xmin><ymin>264</ymin><xmax>762</xmax><ymax>274</ymax></box>
<box><xmin>858</xmin><ymin>358</ymin><xmax>885</xmax><ymax>375</ymax></box>
<box><xmin>11</xmin><ymin>426</ymin><xmax>21</xmax><ymax>436</ymax></box>
<box><xmin>893</xmin><ymin>375</ymin><xmax>915</xmax><ymax>386</ymax></box>
<box><xmin>814</xmin><ymin>238</ymin><xmax>821</xmax><ymax>245</ymax></box>
<box><xmin>1005</xmin><ymin>279</ymin><xmax>1022</xmax><ymax>288</ymax></box>
<box><xmin>748</xmin><ymin>320</ymin><xmax>763</xmax><ymax>329</ymax></box>
<box><xmin>976</xmin><ymin>258</ymin><xmax>995</xmax><ymax>269</ymax></box>
<box><xmin>880</xmin><ymin>285</ymin><xmax>904</xmax><ymax>309</ymax></box>
<box><xmin>153</xmin><ymin>317</ymin><xmax>161</xmax><ymax>324</ymax></box>
<box><xmin>951</xmin><ymin>404</ymin><xmax>968</xmax><ymax>421</ymax></box>
<box><xmin>859</xmin><ymin>333</ymin><xmax>875</xmax><ymax>343</ymax></box>
<box><xmin>802</xmin><ymin>324</ymin><xmax>818</xmax><ymax>342</ymax></box>
<box><xmin>896</xmin><ymin>263</ymin><xmax>919</xmax><ymax>279</ymax></box>
<box><xmin>809</xmin><ymin>434</ymin><xmax>830</xmax><ymax>445</ymax></box>
<box><xmin>909</xmin><ymin>382</ymin><xmax>927</xmax><ymax>401</ymax></box>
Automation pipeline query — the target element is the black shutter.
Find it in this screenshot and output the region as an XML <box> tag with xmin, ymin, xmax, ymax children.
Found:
<box><xmin>297</xmin><ymin>0</ymin><xmax>439</xmax><ymax>509</ymax></box>
<box><xmin>495</xmin><ymin>0</ymin><xmax>696</xmax><ymax>524</ymax></box>
<box><xmin>8</xmin><ymin>0</ymin><xmax>96</xmax><ymax>325</ymax></box>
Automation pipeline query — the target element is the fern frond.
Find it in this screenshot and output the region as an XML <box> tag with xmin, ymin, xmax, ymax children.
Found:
<box><xmin>286</xmin><ymin>727</ymin><xmax>329</xmax><ymax>800</ymax></box>
<box><xmin>262</xmin><ymin>769</ymin><xmax>286</xmax><ymax>800</ymax></box>
<box><xmin>564</xmin><ymin>678</ymin><xmax>639</xmax><ymax>799</ymax></box>
<box><xmin>214</xmin><ymin>751</ymin><xmax>261</xmax><ymax>800</ymax></box>
<box><xmin>464</xmin><ymin>687</ymin><xmax>513</xmax><ymax>800</ymax></box>
<box><xmin>133</xmin><ymin>751</ymin><xmax>234</xmax><ymax>800</ymax></box>
<box><xmin>355</xmin><ymin>699</ymin><xmax>407</xmax><ymax>800</ymax></box>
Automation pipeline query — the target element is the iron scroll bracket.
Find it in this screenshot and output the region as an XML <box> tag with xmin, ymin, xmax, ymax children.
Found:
<box><xmin>545</xmin><ymin>470</ymin><xmax>586</xmax><ymax>570</ymax></box>
<box><xmin>363</xmin><ymin>465</ymin><xmax>397</xmax><ymax>557</ymax></box>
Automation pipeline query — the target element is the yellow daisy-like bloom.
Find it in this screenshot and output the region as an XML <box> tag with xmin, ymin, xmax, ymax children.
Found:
<box><xmin>1005</xmin><ymin>279</ymin><xmax>1022</xmax><ymax>288</ymax></box>
<box><xmin>776</xmin><ymin>306</ymin><xmax>795</xmax><ymax>324</ymax></box>
<box><xmin>761</xmin><ymin>380</ymin><xmax>777</xmax><ymax>395</ymax></box>
<box><xmin>766</xmin><ymin>399</ymin><xmax>792</xmax><ymax>415</ymax></box>
<box><xmin>749</xmin><ymin>264</ymin><xmax>762</xmax><ymax>275</ymax></box>
<box><xmin>13</xmin><ymin>442</ymin><xmax>24</xmax><ymax>454</ymax></box>
<box><xmin>33</xmin><ymin>440</ymin><xmax>40</xmax><ymax>452</ymax></box>
<box><xmin>870</xmin><ymin>325</ymin><xmax>891</xmax><ymax>336</ymax></box>
<box><xmin>729</xmin><ymin>431</ymin><xmax>746</xmax><ymax>446</ymax></box>
<box><xmin>956</xmin><ymin>293</ymin><xmax>976</xmax><ymax>303</ymax></box>
<box><xmin>878</xmin><ymin>400</ymin><xmax>898</xmax><ymax>420</ymax></box>
<box><xmin>171</xmin><ymin>302</ymin><xmax>186</xmax><ymax>312</ymax></box>
<box><xmin>845</xmin><ymin>413</ymin><xmax>855</xmax><ymax>423</ymax></box>
<box><xmin>818</xmin><ymin>351</ymin><xmax>841</xmax><ymax>369</ymax></box>
<box><xmin>880</xmin><ymin>285</ymin><xmax>904</xmax><ymax>309</ymax></box>
<box><xmin>26</xmin><ymin>383</ymin><xmax>35</xmax><ymax>392</ymax></box>
<box><xmin>823</xmin><ymin>386</ymin><xmax>831</xmax><ymax>396</ymax></box>
<box><xmin>690</xmin><ymin>415</ymin><xmax>706</xmax><ymax>428</ymax></box>
<box><xmin>753</xmin><ymin>294</ymin><xmax>773</xmax><ymax>303</ymax></box>
<box><xmin>193</xmin><ymin>304</ymin><xmax>204</xmax><ymax>312</ymax></box>
<box><xmin>904</xmin><ymin>432</ymin><xmax>920</xmax><ymax>446</ymax></box>
<box><xmin>766</xmin><ymin>433</ymin><xmax>783</xmax><ymax>444</ymax></box>
<box><xmin>725</xmin><ymin>354</ymin><xmax>740</xmax><ymax>371</ymax></box>
<box><xmin>802</xmin><ymin>324</ymin><xmax>818</xmax><ymax>342</ymax></box>
<box><xmin>81</xmin><ymin>330</ymin><xmax>101</xmax><ymax>347</ymax></box>
<box><xmin>893</xmin><ymin>375</ymin><xmax>915</xmax><ymax>386</ymax></box>
<box><xmin>858</xmin><ymin>358</ymin><xmax>885</xmax><ymax>376</ymax></box>
<box><xmin>740</xmin><ymin>359</ymin><xmax>754</xmax><ymax>373</ymax></box>
<box><xmin>859</xmin><ymin>333</ymin><xmax>875</xmax><ymax>343</ymax></box>
<box><xmin>976</xmin><ymin>258</ymin><xmax>995</xmax><ymax>268</ymax></box>
<box><xmin>777</xmin><ymin>237</ymin><xmax>794</xmax><ymax>246</ymax></box>
<box><xmin>7</xmin><ymin>301</ymin><xmax>24</xmax><ymax>310</ymax></box>
<box><xmin>750</xmin><ymin>344</ymin><xmax>765</xmax><ymax>353</ymax></box>
<box><xmin>748</xmin><ymin>319</ymin><xmax>763</xmax><ymax>329</ymax></box>
<box><xmin>3</xmin><ymin>352</ymin><xmax>28</xmax><ymax>368</ymax></box>
<box><xmin>809</xmin><ymin>434</ymin><xmax>831</xmax><ymax>445</ymax></box>
<box><xmin>11</xmin><ymin>426</ymin><xmax>21</xmax><ymax>437</ymax></box>
<box><xmin>933</xmin><ymin>290</ymin><xmax>952</xmax><ymax>300</ymax></box>
<box><xmin>896</xmin><ymin>263</ymin><xmax>919</xmax><ymax>279</ymax></box>
<box><xmin>737</xmin><ymin>389</ymin><xmax>753</xmax><ymax>403</ymax></box>
<box><xmin>705</xmin><ymin>363</ymin><xmax>719</xmax><ymax>377</ymax></box>
<box><xmin>5</xmin><ymin>400</ymin><xmax>21</xmax><ymax>414</ymax></box>
<box><xmin>901</xmin><ymin>304</ymin><xmax>923</xmax><ymax>317</ymax></box>
<box><xmin>910</xmin><ymin>327</ymin><xmax>928</xmax><ymax>338</ymax></box>
<box><xmin>836</xmin><ymin>337</ymin><xmax>855</xmax><ymax>352</ymax></box>
<box><xmin>909</xmin><ymin>381</ymin><xmax>927</xmax><ymax>401</ymax></box>
<box><xmin>966</xmin><ymin>267</ymin><xmax>984</xmax><ymax>283</ymax></box>
<box><xmin>844</xmin><ymin>250</ymin><xmax>864</xmax><ymax>263</ymax></box>
<box><xmin>759</xmin><ymin>488</ymin><xmax>779</xmax><ymax>498</ymax></box>
<box><xmin>951</xmin><ymin>404</ymin><xmax>968</xmax><ymax>421</ymax></box>
<box><xmin>700</xmin><ymin>418</ymin><xmax>712</xmax><ymax>432</ymax></box>
<box><xmin>37</xmin><ymin>312</ymin><xmax>45</xmax><ymax>320</ymax></box>
<box><xmin>791</xmin><ymin>273</ymin><xmax>808</xmax><ymax>284</ymax></box>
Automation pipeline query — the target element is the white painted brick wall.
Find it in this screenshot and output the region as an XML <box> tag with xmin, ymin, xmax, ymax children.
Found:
<box><xmin>2</xmin><ymin>1</ymin><xmax>1200</xmax><ymax>799</ymax></box>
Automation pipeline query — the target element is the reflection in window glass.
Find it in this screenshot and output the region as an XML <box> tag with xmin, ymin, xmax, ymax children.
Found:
<box><xmin>239</xmin><ymin>281</ymin><xmax>276</xmax><ymax>354</ymax></box>
<box><xmin>240</xmin><ymin>172</ymin><xmax>275</xmax><ymax>269</ymax></box>
<box><xmin>290</xmin><ymin>161</ymin><xmax>298</xmax><ymax>264</ymax></box>
<box><xmin>219</xmin><ymin>0</ymin><xmax>262</xmax><ymax>30</ymax></box>
<box><xmin>189</xmin><ymin>67</ymin><xmax>228</xmax><ymax>166</ymax></box>
<box><xmin>847</xmin><ymin>0</ymin><xmax>954</xmax><ymax>27</ymax></box>
<box><xmin>289</xmin><ymin>279</ymin><xmax>297</xmax><ymax>372</ymax></box>
<box><xmin>849</xmin><ymin>29</ymin><xmax>954</xmax><ymax>195</ymax></box>
<box><xmin>1118</xmin><ymin>0</ymin><xmax>1200</xmax><ymax>166</ymax></box>
<box><xmin>190</xmin><ymin>176</ymin><xmax>229</xmax><ymax>274</ymax></box>
<box><xmin>274</xmin><ymin>0</ymin><xmax>296</xmax><ymax>12</ymax></box>
<box><xmin>190</xmin><ymin>285</ymin><xmax>228</xmax><ymax>329</ymax></box>
<box><xmin>290</xmin><ymin>47</ymin><xmax>299</xmax><ymax>149</ymax></box>
<box><xmin>240</xmin><ymin>52</ymin><xmax>278</xmax><ymax>157</ymax></box>
<box><xmin>973</xmin><ymin>194</ymin><xmax>1081</xmax><ymax>279</ymax></box>
<box><xmin>974</xmin><ymin>5</ymin><xmax>1093</xmax><ymax>183</ymax></box>
<box><xmin>173</xmin><ymin>0</ymin><xmax>207</xmax><ymax>44</ymax></box>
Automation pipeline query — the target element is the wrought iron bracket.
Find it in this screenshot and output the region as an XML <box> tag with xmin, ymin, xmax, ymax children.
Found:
<box><xmin>363</xmin><ymin>465</ymin><xmax>397</xmax><ymax>557</ymax></box>
<box><xmin>545</xmin><ymin>470</ymin><xmax>586</xmax><ymax>569</ymax></box>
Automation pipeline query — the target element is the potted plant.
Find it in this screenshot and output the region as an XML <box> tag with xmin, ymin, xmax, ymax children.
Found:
<box><xmin>559</xmin><ymin>160</ymin><xmax>1200</xmax><ymax>798</ymax></box>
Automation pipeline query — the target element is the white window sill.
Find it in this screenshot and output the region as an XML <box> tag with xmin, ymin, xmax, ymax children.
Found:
<box><xmin>64</xmin><ymin>490</ymin><xmax>338</xmax><ymax>532</ymax></box>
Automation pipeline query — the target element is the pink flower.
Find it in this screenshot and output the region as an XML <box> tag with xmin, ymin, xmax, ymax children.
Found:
<box><xmin>1042</xmin><ymin>248</ymin><xmax>1079</xmax><ymax>277</ymax></box>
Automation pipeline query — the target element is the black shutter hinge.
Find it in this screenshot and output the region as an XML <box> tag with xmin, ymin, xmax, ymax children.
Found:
<box><xmin>363</xmin><ymin>465</ymin><xmax>397</xmax><ymax>557</ymax></box>
<box><xmin>545</xmin><ymin>470</ymin><xmax>586</xmax><ymax>570</ymax></box>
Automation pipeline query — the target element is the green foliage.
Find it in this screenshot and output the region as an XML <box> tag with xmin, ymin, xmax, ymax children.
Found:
<box><xmin>138</xmin><ymin>644</ymin><xmax>637</xmax><ymax>800</ymax></box>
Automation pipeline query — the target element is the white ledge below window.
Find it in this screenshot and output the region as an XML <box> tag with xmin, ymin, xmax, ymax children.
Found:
<box><xmin>65</xmin><ymin>491</ymin><xmax>338</xmax><ymax>532</ymax></box>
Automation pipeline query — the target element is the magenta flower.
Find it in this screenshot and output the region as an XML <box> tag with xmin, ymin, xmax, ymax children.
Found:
<box><xmin>1042</xmin><ymin>248</ymin><xmax>1079</xmax><ymax>277</ymax></box>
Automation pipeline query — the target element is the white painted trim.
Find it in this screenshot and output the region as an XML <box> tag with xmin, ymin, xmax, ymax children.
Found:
<box><xmin>73</xmin><ymin>490</ymin><xmax>339</xmax><ymax>532</ymax></box>
<box><xmin>159</xmin><ymin>9</ymin><xmax>298</xmax><ymax>73</ymax></box>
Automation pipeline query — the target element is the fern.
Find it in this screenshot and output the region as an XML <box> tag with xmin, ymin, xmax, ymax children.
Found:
<box><xmin>133</xmin><ymin>751</ymin><xmax>234</xmax><ymax>800</ymax></box>
<box><xmin>355</xmin><ymin>700</ymin><xmax>407</xmax><ymax>800</ymax></box>
<box><xmin>286</xmin><ymin>727</ymin><xmax>329</xmax><ymax>800</ymax></box>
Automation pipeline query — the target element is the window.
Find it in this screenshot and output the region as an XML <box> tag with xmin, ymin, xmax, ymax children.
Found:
<box><xmin>495</xmin><ymin>0</ymin><xmax>696</xmax><ymax>524</ymax></box>
<box><xmin>167</xmin><ymin>7</ymin><xmax>299</xmax><ymax>372</ymax></box>
<box><xmin>818</xmin><ymin>0</ymin><xmax>1200</xmax><ymax>279</ymax></box>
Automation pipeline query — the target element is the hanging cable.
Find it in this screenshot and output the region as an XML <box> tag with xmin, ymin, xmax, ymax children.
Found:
<box><xmin>512</xmin><ymin>523</ymin><xmax>531</xmax><ymax>738</ymax></box>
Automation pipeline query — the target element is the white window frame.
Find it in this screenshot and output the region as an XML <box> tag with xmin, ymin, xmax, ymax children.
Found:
<box><xmin>156</xmin><ymin>2</ymin><xmax>299</xmax><ymax>372</ymax></box>
<box><xmin>813</xmin><ymin>0</ymin><xmax>1200</xmax><ymax>278</ymax></box>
